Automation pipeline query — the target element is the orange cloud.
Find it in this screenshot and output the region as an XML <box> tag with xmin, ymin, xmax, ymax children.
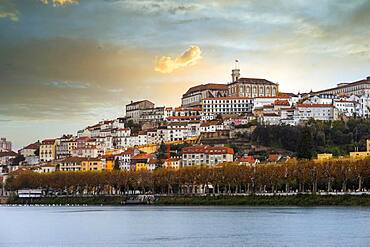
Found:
<box><xmin>40</xmin><ymin>0</ymin><xmax>79</xmax><ymax>6</ymax></box>
<box><xmin>155</xmin><ymin>45</ymin><xmax>202</xmax><ymax>73</ymax></box>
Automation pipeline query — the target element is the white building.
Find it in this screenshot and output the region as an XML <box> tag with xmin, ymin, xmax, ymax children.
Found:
<box><xmin>181</xmin><ymin>83</ymin><xmax>228</xmax><ymax>108</ymax></box>
<box><xmin>181</xmin><ymin>145</ymin><xmax>234</xmax><ymax>167</ymax></box>
<box><xmin>259</xmin><ymin>113</ymin><xmax>281</xmax><ymax>125</ymax></box>
<box><xmin>115</xmin><ymin>148</ymin><xmax>139</xmax><ymax>170</ymax></box>
<box><xmin>314</xmin><ymin>76</ymin><xmax>370</xmax><ymax>96</ymax></box>
<box><xmin>200</xmin><ymin>120</ymin><xmax>226</xmax><ymax>133</ymax></box>
<box><xmin>71</xmin><ymin>146</ymin><xmax>99</xmax><ymax>158</ymax></box>
<box><xmin>201</xmin><ymin>97</ymin><xmax>253</xmax><ymax>120</ymax></box>
<box><xmin>295</xmin><ymin>104</ymin><xmax>337</xmax><ymax>121</ymax></box>
<box><xmin>333</xmin><ymin>99</ymin><xmax>356</xmax><ymax>117</ymax></box>
<box><xmin>157</xmin><ymin>122</ymin><xmax>189</xmax><ymax>142</ymax></box>
<box><xmin>303</xmin><ymin>94</ymin><xmax>337</xmax><ymax>105</ymax></box>
<box><xmin>253</xmin><ymin>96</ymin><xmax>291</xmax><ymax>110</ymax></box>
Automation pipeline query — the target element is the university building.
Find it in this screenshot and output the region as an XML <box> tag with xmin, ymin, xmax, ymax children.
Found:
<box><xmin>228</xmin><ymin>68</ymin><xmax>279</xmax><ymax>98</ymax></box>
<box><xmin>314</xmin><ymin>76</ymin><xmax>370</xmax><ymax>96</ymax></box>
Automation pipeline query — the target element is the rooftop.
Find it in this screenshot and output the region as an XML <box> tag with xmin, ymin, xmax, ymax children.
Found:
<box><xmin>183</xmin><ymin>83</ymin><xmax>227</xmax><ymax>96</ymax></box>
<box><xmin>230</xmin><ymin>77</ymin><xmax>277</xmax><ymax>86</ymax></box>
<box><xmin>182</xmin><ymin>145</ymin><xmax>234</xmax><ymax>155</ymax></box>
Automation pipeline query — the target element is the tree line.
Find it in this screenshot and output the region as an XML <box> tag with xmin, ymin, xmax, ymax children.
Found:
<box><xmin>5</xmin><ymin>158</ymin><xmax>370</xmax><ymax>195</ymax></box>
<box><xmin>251</xmin><ymin>119</ymin><xmax>370</xmax><ymax>158</ymax></box>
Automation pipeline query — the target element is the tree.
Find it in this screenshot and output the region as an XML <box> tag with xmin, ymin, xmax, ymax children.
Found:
<box><xmin>297</xmin><ymin>127</ymin><xmax>314</xmax><ymax>159</ymax></box>
<box><xmin>113</xmin><ymin>158</ymin><xmax>120</xmax><ymax>170</ymax></box>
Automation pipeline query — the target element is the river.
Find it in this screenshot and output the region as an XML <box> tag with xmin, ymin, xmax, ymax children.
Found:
<box><xmin>1</xmin><ymin>206</ymin><xmax>370</xmax><ymax>246</ymax></box>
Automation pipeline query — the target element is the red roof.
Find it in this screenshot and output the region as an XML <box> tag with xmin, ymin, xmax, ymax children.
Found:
<box><xmin>132</xmin><ymin>153</ymin><xmax>154</xmax><ymax>160</ymax></box>
<box><xmin>42</xmin><ymin>139</ymin><xmax>55</xmax><ymax>145</ymax></box>
<box><xmin>0</xmin><ymin>151</ymin><xmax>17</xmax><ymax>157</ymax></box>
<box><xmin>23</xmin><ymin>142</ymin><xmax>40</xmax><ymax>150</ymax></box>
<box><xmin>297</xmin><ymin>104</ymin><xmax>333</xmax><ymax>108</ymax></box>
<box><xmin>255</xmin><ymin>95</ymin><xmax>289</xmax><ymax>99</ymax></box>
<box><xmin>237</xmin><ymin>155</ymin><xmax>256</xmax><ymax>163</ymax></box>
<box><xmin>267</xmin><ymin>154</ymin><xmax>281</xmax><ymax>162</ymax></box>
<box><xmin>274</xmin><ymin>100</ymin><xmax>290</xmax><ymax>106</ymax></box>
<box><xmin>203</xmin><ymin>96</ymin><xmax>252</xmax><ymax>100</ymax></box>
<box><xmin>182</xmin><ymin>145</ymin><xmax>234</xmax><ymax>155</ymax></box>
<box><xmin>167</xmin><ymin>116</ymin><xmax>200</xmax><ymax>120</ymax></box>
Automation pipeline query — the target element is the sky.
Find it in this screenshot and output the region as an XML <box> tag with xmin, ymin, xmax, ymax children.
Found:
<box><xmin>0</xmin><ymin>0</ymin><xmax>369</xmax><ymax>149</ymax></box>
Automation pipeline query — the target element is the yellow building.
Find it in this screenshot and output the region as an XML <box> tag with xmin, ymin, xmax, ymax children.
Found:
<box><xmin>350</xmin><ymin>139</ymin><xmax>370</xmax><ymax>159</ymax></box>
<box><xmin>316</xmin><ymin>153</ymin><xmax>333</xmax><ymax>161</ymax></box>
<box><xmin>350</xmin><ymin>151</ymin><xmax>370</xmax><ymax>159</ymax></box>
<box><xmin>135</xmin><ymin>163</ymin><xmax>148</xmax><ymax>171</ymax></box>
<box><xmin>39</xmin><ymin>139</ymin><xmax>56</xmax><ymax>162</ymax></box>
<box><xmin>104</xmin><ymin>155</ymin><xmax>114</xmax><ymax>171</ymax></box>
<box><xmin>81</xmin><ymin>158</ymin><xmax>104</xmax><ymax>171</ymax></box>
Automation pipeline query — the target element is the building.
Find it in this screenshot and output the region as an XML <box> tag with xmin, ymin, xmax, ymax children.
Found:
<box><xmin>236</xmin><ymin>155</ymin><xmax>259</xmax><ymax>166</ymax></box>
<box><xmin>55</xmin><ymin>135</ymin><xmax>75</xmax><ymax>159</ymax></box>
<box><xmin>19</xmin><ymin>141</ymin><xmax>40</xmax><ymax>157</ymax></box>
<box><xmin>181</xmin><ymin>83</ymin><xmax>228</xmax><ymax>108</ymax></box>
<box><xmin>140</xmin><ymin>106</ymin><xmax>166</xmax><ymax>122</ymax></box>
<box><xmin>314</xmin><ymin>76</ymin><xmax>370</xmax><ymax>96</ymax></box>
<box><xmin>163</xmin><ymin>158</ymin><xmax>181</xmax><ymax>169</ymax></box>
<box><xmin>181</xmin><ymin>145</ymin><xmax>234</xmax><ymax>166</ymax></box>
<box><xmin>316</xmin><ymin>153</ymin><xmax>333</xmax><ymax>161</ymax></box>
<box><xmin>81</xmin><ymin>158</ymin><xmax>104</xmax><ymax>171</ymax></box>
<box><xmin>333</xmin><ymin>100</ymin><xmax>356</xmax><ymax>117</ymax></box>
<box><xmin>33</xmin><ymin>164</ymin><xmax>57</xmax><ymax>173</ymax></box>
<box><xmin>295</xmin><ymin>104</ymin><xmax>337</xmax><ymax>121</ymax></box>
<box><xmin>201</xmin><ymin>97</ymin><xmax>253</xmax><ymax>120</ymax></box>
<box><xmin>0</xmin><ymin>138</ymin><xmax>12</xmax><ymax>152</ymax></box>
<box><xmin>228</xmin><ymin>68</ymin><xmax>279</xmax><ymax>97</ymax></box>
<box><xmin>165</xmin><ymin>107</ymin><xmax>201</xmax><ymax>122</ymax></box>
<box><xmin>57</xmin><ymin>157</ymin><xmax>84</xmax><ymax>171</ymax></box>
<box><xmin>71</xmin><ymin>146</ymin><xmax>99</xmax><ymax>158</ymax></box>
<box><xmin>200</xmin><ymin>120</ymin><xmax>226</xmax><ymax>133</ymax></box>
<box><xmin>253</xmin><ymin>95</ymin><xmax>291</xmax><ymax>110</ymax></box>
<box><xmin>39</xmin><ymin>139</ymin><xmax>56</xmax><ymax>162</ymax></box>
<box><xmin>349</xmin><ymin>139</ymin><xmax>370</xmax><ymax>159</ymax></box>
<box><xmin>115</xmin><ymin>148</ymin><xmax>140</xmax><ymax>170</ymax></box>
<box><xmin>125</xmin><ymin>100</ymin><xmax>155</xmax><ymax>123</ymax></box>
<box><xmin>0</xmin><ymin>151</ymin><xmax>17</xmax><ymax>165</ymax></box>
<box><xmin>157</xmin><ymin>122</ymin><xmax>189</xmax><ymax>142</ymax></box>
<box><xmin>131</xmin><ymin>153</ymin><xmax>155</xmax><ymax>171</ymax></box>
<box><xmin>259</xmin><ymin>113</ymin><xmax>281</xmax><ymax>125</ymax></box>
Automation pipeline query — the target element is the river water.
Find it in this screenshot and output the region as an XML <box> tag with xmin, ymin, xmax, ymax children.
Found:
<box><xmin>1</xmin><ymin>206</ymin><xmax>370</xmax><ymax>247</ymax></box>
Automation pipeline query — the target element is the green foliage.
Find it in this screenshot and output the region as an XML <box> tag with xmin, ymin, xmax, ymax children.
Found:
<box><xmin>297</xmin><ymin>127</ymin><xmax>314</xmax><ymax>159</ymax></box>
<box><xmin>251</xmin><ymin>119</ymin><xmax>370</xmax><ymax>157</ymax></box>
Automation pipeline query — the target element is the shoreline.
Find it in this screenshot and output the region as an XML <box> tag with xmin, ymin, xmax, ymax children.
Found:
<box><xmin>4</xmin><ymin>194</ymin><xmax>370</xmax><ymax>207</ymax></box>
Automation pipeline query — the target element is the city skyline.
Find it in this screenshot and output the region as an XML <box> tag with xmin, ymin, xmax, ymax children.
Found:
<box><xmin>1</xmin><ymin>0</ymin><xmax>370</xmax><ymax>148</ymax></box>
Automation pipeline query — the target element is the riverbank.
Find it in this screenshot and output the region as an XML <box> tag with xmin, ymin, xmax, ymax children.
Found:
<box><xmin>155</xmin><ymin>194</ymin><xmax>370</xmax><ymax>206</ymax></box>
<box><xmin>5</xmin><ymin>194</ymin><xmax>370</xmax><ymax>206</ymax></box>
<box><xmin>6</xmin><ymin>196</ymin><xmax>126</xmax><ymax>206</ymax></box>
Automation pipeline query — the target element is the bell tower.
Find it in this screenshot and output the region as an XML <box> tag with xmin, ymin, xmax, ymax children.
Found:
<box><xmin>231</xmin><ymin>59</ymin><xmax>240</xmax><ymax>83</ymax></box>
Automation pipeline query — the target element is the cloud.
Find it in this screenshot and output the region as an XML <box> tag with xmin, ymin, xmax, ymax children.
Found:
<box><xmin>40</xmin><ymin>0</ymin><xmax>79</xmax><ymax>7</ymax></box>
<box><xmin>155</xmin><ymin>46</ymin><xmax>202</xmax><ymax>73</ymax></box>
<box><xmin>45</xmin><ymin>80</ymin><xmax>90</xmax><ymax>89</ymax></box>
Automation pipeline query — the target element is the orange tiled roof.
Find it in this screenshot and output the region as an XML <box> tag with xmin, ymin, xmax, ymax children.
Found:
<box><xmin>182</xmin><ymin>145</ymin><xmax>234</xmax><ymax>155</ymax></box>
<box><xmin>297</xmin><ymin>103</ymin><xmax>333</xmax><ymax>108</ymax></box>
